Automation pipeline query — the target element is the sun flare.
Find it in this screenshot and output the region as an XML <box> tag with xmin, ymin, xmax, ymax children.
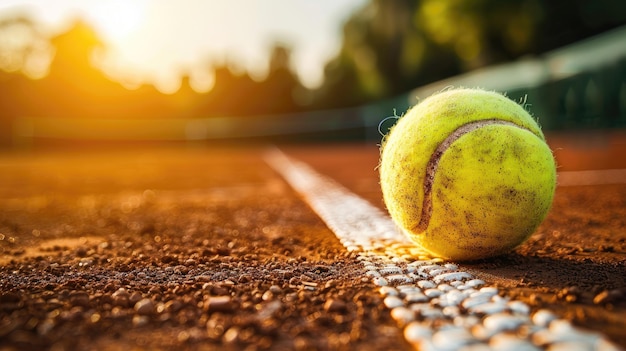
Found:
<box><xmin>84</xmin><ymin>0</ymin><xmax>148</xmax><ymax>42</ymax></box>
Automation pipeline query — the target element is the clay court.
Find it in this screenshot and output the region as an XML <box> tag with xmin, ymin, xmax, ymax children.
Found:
<box><xmin>1</xmin><ymin>1</ymin><xmax>625</xmax><ymax>350</ymax></box>
<box><xmin>0</xmin><ymin>129</ymin><xmax>624</xmax><ymax>350</ymax></box>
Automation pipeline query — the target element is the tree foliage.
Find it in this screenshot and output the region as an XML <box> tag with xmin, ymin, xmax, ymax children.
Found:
<box><xmin>0</xmin><ymin>0</ymin><xmax>624</xmax><ymax>140</ymax></box>
<box><xmin>313</xmin><ymin>0</ymin><xmax>626</xmax><ymax>108</ymax></box>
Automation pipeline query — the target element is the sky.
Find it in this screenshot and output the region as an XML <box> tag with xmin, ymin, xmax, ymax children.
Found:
<box><xmin>0</xmin><ymin>0</ymin><xmax>367</xmax><ymax>92</ymax></box>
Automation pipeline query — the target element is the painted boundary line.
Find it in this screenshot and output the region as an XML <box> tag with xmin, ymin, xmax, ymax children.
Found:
<box><xmin>264</xmin><ymin>148</ymin><xmax>622</xmax><ymax>351</ymax></box>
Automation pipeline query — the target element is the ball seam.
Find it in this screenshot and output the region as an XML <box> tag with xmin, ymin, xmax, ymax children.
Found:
<box><xmin>414</xmin><ymin>119</ymin><xmax>534</xmax><ymax>232</ymax></box>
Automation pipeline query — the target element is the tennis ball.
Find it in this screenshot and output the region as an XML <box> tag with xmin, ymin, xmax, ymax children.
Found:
<box><xmin>379</xmin><ymin>88</ymin><xmax>556</xmax><ymax>261</ymax></box>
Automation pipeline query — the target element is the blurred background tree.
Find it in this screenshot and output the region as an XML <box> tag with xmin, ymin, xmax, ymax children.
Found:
<box><xmin>0</xmin><ymin>16</ymin><xmax>51</xmax><ymax>145</ymax></box>
<box><xmin>0</xmin><ymin>0</ymin><xmax>624</xmax><ymax>138</ymax></box>
<box><xmin>0</xmin><ymin>16</ymin><xmax>51</xmax><ymax>78</ymax></box>
<box><xmin>312</xmin><ymin>0</ymin><xmax>626</xmax><ymax>108</ymax></box>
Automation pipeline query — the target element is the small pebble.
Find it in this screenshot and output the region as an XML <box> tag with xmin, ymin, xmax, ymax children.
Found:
<box><xmin>428</xmin><ymin>268</ymin><xmax>450</xmax><ymax>276</ymax></box>
<box><xmin>468</xmin><ymin>301</ymin><xmax>508</xmax><ymax>315</ymax></box>
<box><xmin>207</xmin><ymin>296</ymin><xmax>234</xmax><ymax>312</ymax></box>
<box><xmin>165</xmin><ymin>300</ymin><xmax>183</xmax><ymax>313</ymax></box>
<box><xmin>438</xmin><ymin>284</ymin><xmax>454</xmax><ymax>292</ymax></box>
<box><xmin>549</xmin><ymin>319</ymin><xmax>576</xmax><ymax>334</ymax></box>
<box><xmin>593</xmin><ymin>289</ymin><xmax>623</xmax><ymax>305</ymax></box>
<box><xmin>433</xmin><ymin>272</ymin><xmax>473</xmax><ymax>283</ymax></box>
<box><xmin>454</xmin><ymin>315</ymin><xmax>480</xmax><ymax>328</ymax></box>
<box><xmin>442</xmin><ymin>306</ymin><xmax>460</xmax><ymax>318</ymax></box>
<box><xmin>492</xmin><ymin>295</ymin><xmax>509</xmax><ymax>303</ymax></box>
<box><xmin>383</xmin><ymin>296</ymin><xmax>404</xmax><ymax>309</ymax></box>
<box><xmin>465</xmin><ymin>279</ymin><xmax>486</xmax><ymax>288</ymax></box>
<box><xmin>37</xmin><ymin>319</ymin><xmax>55</xmax><ymax>336</ymax></box>
<box><xmin>478</xmin><ymin>286</ymin><xmax>499</xmax><ymax>295</ymax></box>
<box><xmin>78</xmin><ymin>257</ymin><xmax>94</xmax><ymax>267</ymax></box>
<box><xmin>533</xmin><ymin>320</ymin><xmax>601</xmax><ymax>346</ymax></box>
<box><xmin>132</xmin><ymin>315</ymin><xmax>150</xmax><ymax>327</ymax></box>
<box><xmin>177</xmin><ymin>330</ymin><xmax>190</xmax><ymax>343</ymax></box>
<box><xmin>379</xmin><ymin>286</ymin><xmax>399</xmax><ymax>296</ymax></box>
<box><xmin>462</xmin><ymin>294</ymin><xmax>493</xmax><ymax>309</ymax></box>
<box><xmin>424</xmin><ymin>288</ymin><xmax>443</xmax><ymax>298</ymax></box>
<box><xmin>396</xmin><ymin>285</ymin><xmax>420</xmax><ymax>293</ymax></box>
<box><xmin>129</xmin><ymin>292</ymin><xmax>143</xmax><ymax>305</ymax></box>
<box><xmin>417</xmin><ymin>280</ymin><xmax>437</xmax><ymax>289</ymax></box>
<box><xmin>461</xmin><ymin>288</ymin><xmax>478</xmax><ymax>295</ymax></box>
<box><xmin>257</xmin><ymin>300</ymin><xmax>283</xmax><ymax>319</ymax></box>
<box><xmin>532</xmin><ymin>309</ymin><xmax>557</xmax><ymax>327</ymax></box>
<box><xmin>405</xmin><ymin>292</ymin><xmax>429</xmax><ymax>303</ymax></box>
<box><xmin>390</xmin><ymin>307</ymin><xmax>415</xmax><ymax>326</ymax></box>
<box><xmin>134</xmin><ymin>299</ymin><xmax>154</xmax><ymax>315</ymax></box>
<box><xmin>112</xmin><ymin>288</ymin><xmax>130</xmax><ymax>298</ymax></box>
<box><xmin>483</xmin><ymin>313</ymin><xmax>528</xmax><ymax>333</ymax></box>
<box><xmin>508</xmin><ymin>300</ymin><xmax>530</xmax><ymax>315</ymax></box>
<box><xmin>444</xmin><ymin>263</ymin><xmax>458</xmax><ymax>270</ymax></box>
<box><xmin>262</xmin><ymin>290</ymin><xmax>274</xmax><ymax>301</ymax></box>
<box><xmin>439</xmin><ymin>290</ymin><xmax>466</xmax><ymax>307</ymax></box>
<box><xmin>404</xmin><ymin>322</ymin><xmax>432</xmax><ymax>345</ymax></box>
<box><xmin>432</xmin><ymin>326</ymin><xmax>478</xmax><ymax>350</ymax></box>
<box><xmin>490</xmin><ymin>334</ymin><xmax>541</xmax><ymax>351</ymax></box>
<box><xmin>373</xmin><ymin>277</ymin><xmax>388</xmax><ymax>286</ymax></box>
<box><xmin>269</xmin><ymin>285</ymin><xmax>282</xmax><ymax>294</ymax></box>
<box><xmin>223</xmin><ymin>327</ymin><xmax>239</xmax><ymax>343</ymax></box>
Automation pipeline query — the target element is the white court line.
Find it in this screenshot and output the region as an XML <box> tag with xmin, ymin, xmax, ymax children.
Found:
<box><xmin>558</xmin><ymin>169</ymin><xmax>626</xmax><ymax>186</ymax></box>
<box><xmin>265</xmin><ymin>148</ymin><xmax>622</xmax><ymax>351</ymax></box>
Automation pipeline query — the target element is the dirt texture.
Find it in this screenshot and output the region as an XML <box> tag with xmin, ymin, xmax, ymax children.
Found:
<box><xmin>284</xmin><ymin>130</ymin><xmax>626</xmax><ymax>348</ymax></box>
<box><xmin>1</xmin><ymin>130</ymin><xmax>625</xmax><ymax>350</ymax></box>
<box><xmin>0</xmin><ymin>146</ymin><xmax>408</xmax><ymax>351</ymax></box>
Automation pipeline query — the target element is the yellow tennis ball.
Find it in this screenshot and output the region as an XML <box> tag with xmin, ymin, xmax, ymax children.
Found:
<box><xmin>380</xmin><ymin>88</ymin><xmax>556</xmax><ymax>261</ymax></box>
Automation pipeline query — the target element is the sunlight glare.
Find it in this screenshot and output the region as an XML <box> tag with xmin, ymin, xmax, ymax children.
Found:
<box><xmin>85</xmin><ymin>0</ymin><xmax>148</xmax><ymax>42</ymax></box>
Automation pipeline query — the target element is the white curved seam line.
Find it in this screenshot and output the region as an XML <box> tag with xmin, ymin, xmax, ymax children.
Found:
<box><xmin>418</xmin><ymin>119</ymin><xmax>531</xmax><ymax>231</ymax></box>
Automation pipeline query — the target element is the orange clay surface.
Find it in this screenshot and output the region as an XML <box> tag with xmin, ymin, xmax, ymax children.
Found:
<box><xmin>0</xmin><ymin>129</ymin><xmax>625</xmax><ymax>350</ymax></box>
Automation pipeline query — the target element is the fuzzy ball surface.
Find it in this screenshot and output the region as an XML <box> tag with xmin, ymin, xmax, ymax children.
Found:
<box><xmin>379</xmin><ymin>88</ymin><xmax>556</xmax><ymax>261</ymax></box>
